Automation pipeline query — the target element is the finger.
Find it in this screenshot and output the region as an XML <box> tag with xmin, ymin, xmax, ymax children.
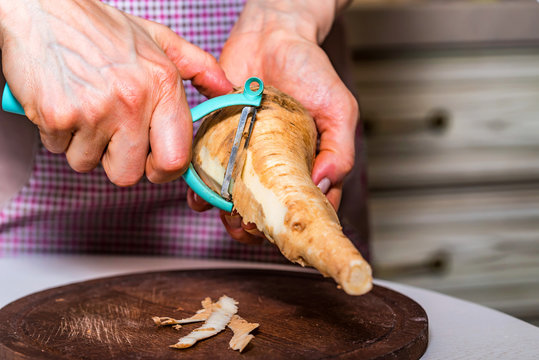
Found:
<box><xmin>145</xmin><ymin>76</ymin><xmax>192</xmax><ymax>184</ymax></box>
<box><xmin>134</xmin><ymin>17</ymin><xmax>233</xmax><ymax>97</ymax></box>
<box><xmin>311</xmin><ymin>92</ymin><xmax>358</xmax><ymax>211</ymax></box>
<box><xmin>33</xmin><ymin>103</ymin><xmax>77</xmax><ymax>154</ymax></box>
<box><xmin>325</xmin><ymin>182</ymin><xmax>343</xmax><ymax>211</ymax></box>
<box><xmin>241</xmin><ymin>221</ymin><xmax>266</xmax><ymax>239</ymax></box>
<box><xmin>65</xmin><ymin>128</ymin><xmax>109</xmax><ymax>173</ymax></box>
<box><xmin>38</xmin><ymin>128</ymin><xmax>73</xmax><ymax>154</ymax></box>
<box><xmin>187</xmin><ymin>188</ymin><xmax>213</xmax><ymax>212</ymax></box>
<box><xmin>315</xmin><ymin>176</ymin><xmax>343</xmax><ymax>211</ymax></box>
<box><xmin>102</xmin><ymin>128</ymin><xmax>148</xmax><ymax>187</ymax></box>
<box><xmin>163</xmin><ymin>37</ymin><xmax>233</xmax><ymax>97</ymax></box>
<box><xmin>312</xmin><ymin>139</ymin><xmax>351</xmax><ymax>211</ymax></box>
<box><xmin>220</xmin><ymin>210</ymin><xmax>264</xmax><ymax>245</ymax></box>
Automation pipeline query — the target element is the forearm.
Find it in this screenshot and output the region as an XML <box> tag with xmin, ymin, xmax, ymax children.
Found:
<box><xmin>239</xmin><ymin>0</ymin><xmax>351</xmax><ymax>44</ymax></box>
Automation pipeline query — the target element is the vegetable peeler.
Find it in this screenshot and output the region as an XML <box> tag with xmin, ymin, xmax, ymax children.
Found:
<box><xmin>2</xmin><ymin>77</ymin><xmax>264</xmax><ymax>212</ymax></box>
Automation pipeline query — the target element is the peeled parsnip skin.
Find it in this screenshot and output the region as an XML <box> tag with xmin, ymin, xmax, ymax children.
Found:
<box><xmin>192</xmin><ymin>86</ymin><xmax>372</xmax><ymax>295</ymax></box>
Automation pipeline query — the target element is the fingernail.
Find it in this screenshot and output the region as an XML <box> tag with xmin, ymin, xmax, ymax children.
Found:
<box><xmin>225</xmin><ymin>214</ymin><xmax>242</xmax><ymax>228</ymax></box>
<box><xmin>243</xmin><ymin>221</ymin><xmax>257</xmax><ymax>230</ymax></box>
<box><xmin>317</xmin><ymin>177</ymin><xmax>331</xmax><ymax>194</ymax></box>
<box><xmin>193</xmin><ymin>193</ymin><xmax>200</xmax><ymax>203</ymax></box>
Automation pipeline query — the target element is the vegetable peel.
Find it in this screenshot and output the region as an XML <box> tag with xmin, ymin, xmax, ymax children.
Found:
<box><xmin>153</xmin><ymin>295</ymin><xmax>258</xmax><ymax>352</ymax></box>
<box><xmin>170</xmin><ymin>295</ymin><xmax>238</xmax><ymax>349</ymax></box>
<box><xmin>228</xmin><ymin>314</ymin><xmax>259</xmax><ymax>352</ymax></box>
<box><xmin>152</xmin><ymin>297</ymin><xmax>212</xmax><ymax>327</ymax></box>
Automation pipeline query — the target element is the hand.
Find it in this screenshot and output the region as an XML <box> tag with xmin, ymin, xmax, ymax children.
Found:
<box><xmin>187</xmin><ymin>188</ymin><xmax>264</xmax><ymax>245</ymax></box>
<box><xmin>0</xmin><ymin>0</ymin><xmax>232</xmax><ymax>186</ymax></box>
<box><xmin>209</xmin><ymin>0</ymin><xmax>358</xmax><ymax>242</ymax></box>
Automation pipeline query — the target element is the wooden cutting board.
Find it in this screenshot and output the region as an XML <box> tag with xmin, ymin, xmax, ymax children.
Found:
<box><xmin>0</xmin><ymin>269</ymin><xmax>428</xmax><ymax>359</ymax></box>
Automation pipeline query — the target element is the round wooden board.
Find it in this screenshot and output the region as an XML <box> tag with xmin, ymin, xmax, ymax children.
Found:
<box><xmin>0</xmin><ymin>269</ymin><xmax>428</xmax><ymax>359</ymax></box>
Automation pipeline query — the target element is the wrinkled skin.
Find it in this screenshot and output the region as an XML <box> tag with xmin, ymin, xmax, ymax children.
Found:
<box><xmin>0</xmin><ymin>0</ymin><xmax>232</xmax><ymax>186</ymax></box>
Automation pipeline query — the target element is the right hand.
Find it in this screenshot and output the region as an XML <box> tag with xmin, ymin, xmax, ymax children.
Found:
<box><xmin>0</xmin><ymin>0</ymin><xmax>232</xmax><ymax>185</ymax></box>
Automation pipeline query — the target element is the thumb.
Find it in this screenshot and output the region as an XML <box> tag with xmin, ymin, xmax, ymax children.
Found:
<box><xmin>146</xmin><ymin>21</ymin><xmax>234</xmax><ymax>98</ymax></box>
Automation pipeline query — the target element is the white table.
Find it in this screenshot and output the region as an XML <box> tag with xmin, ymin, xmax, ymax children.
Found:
<box><xmin>1</xmin><ymin>254</ymin><xmax>538</xmax><ymax>359</ymax></box>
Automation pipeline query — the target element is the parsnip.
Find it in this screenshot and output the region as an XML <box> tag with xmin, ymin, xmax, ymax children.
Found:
<box><xmin>192</xmin><ymin>86</ymin><xmax>372</xmax><ymax>295</ymax></box>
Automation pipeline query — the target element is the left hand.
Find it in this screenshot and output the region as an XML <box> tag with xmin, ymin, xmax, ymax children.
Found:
<box><xmin>190</xmin><ymin>0</ymin><xmax>359</xmax><ymax>243</ymax></box>
<box><xmin>187</xmin><ymin>188</ymin><xmax>264</xmax><ymax>245</ymax></box>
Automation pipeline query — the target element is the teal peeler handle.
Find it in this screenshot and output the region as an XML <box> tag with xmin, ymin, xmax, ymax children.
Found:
<box><xmin>1</xmin><ymin>77</ymin><xmax>264</xmax><ymax>212</ymax></box>
<box><xmin>2</xmin><ymin>83</ymin><xmax>24</xmax><ymax>115</ymax></box>
<box><xmin>183</xmin><ymin>77</ymin><xmax>264</xmax><ymax>212</ymax></box>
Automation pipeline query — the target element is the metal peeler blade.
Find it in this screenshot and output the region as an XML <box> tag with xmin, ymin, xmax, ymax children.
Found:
<box><xmin>220</xmin><ymin>106</ymin><xmax>258</xmax><ymax>200</ymax></box>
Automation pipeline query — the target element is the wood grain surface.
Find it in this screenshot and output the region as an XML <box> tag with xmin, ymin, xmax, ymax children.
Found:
<box><xmin>0</xmin><ymin>269</ymin><xmax>428</xmax><ymax>359</ymax></box>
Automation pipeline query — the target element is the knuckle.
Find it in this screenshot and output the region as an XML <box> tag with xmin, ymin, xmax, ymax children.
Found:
<box><xmin>114</xmin><ymin>79</ymin><xmax>147</xmax><ymax>114</ymax></box>
<box><xmin>203</xmin><ymin>52</ymin><xmax>219</xmax><ymax>69</ymax></box>
<box><xmin>68</xmin><ymin>156</ymin><xmax>99</xmax><ymax>174</ymax></box>
<box><xmin>106</xmin><ymin>139</ymin><xmax>147</xmax><ymax>186</ymax></box>
<box><xmin>39</xmin><ymin>103</ymin><xmax>79</xmax><ymax>131</ymax></box>
<box><xmin>108</xmin><ymin>169</ymin><xmax>143</xmax><ymax>187</ymax></box>
<box><xmin>40</xmin><ymin>135</ymin><xmax>67</xmax><ymax>154</ymax></box>
<box><xmin>24</xmin><ymin>105</ymin><xmax>39</xmax><ymax>123</ymax></box>
<box><xmin>156</xmin><ymin>152</ymin><xmax>190</xmax><ymax>175</ymax></box>
<box><xmin>155</xmin><ymin>64</ymin><xmax>180</xmax><ymax>89</ymax></box>
<box><xmin>160</xmin><ymin>24</ymin><xmax>178</xmax><ymax>41</ymax></box>
<box><xmin>81</xmin><ymin>104</ymin><xmax>109</xmax><ymax>130</ymax></box>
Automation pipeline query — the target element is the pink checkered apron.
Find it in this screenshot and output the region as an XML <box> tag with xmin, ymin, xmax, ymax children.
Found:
<box><xmin>0</xmin><ymin>0</ymin><xmax>367</xmax><ymax>261</ymax></box>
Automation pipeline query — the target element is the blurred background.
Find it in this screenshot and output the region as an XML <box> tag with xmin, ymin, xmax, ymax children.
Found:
<box><xmin>343</xmin><ymin>0</ymin><xmax>539</xmax><ymax>326</ymax></box>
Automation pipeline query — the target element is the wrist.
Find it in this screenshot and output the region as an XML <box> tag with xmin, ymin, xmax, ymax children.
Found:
<box><xmin>0</xmin><ymin>1</ymin><xmax>13</xmax><ymax>47</ymax></box>
<box><xmin>239</xmin><ymin>0</ymin><xmax>350</xmax><ymax>44</ymax></box>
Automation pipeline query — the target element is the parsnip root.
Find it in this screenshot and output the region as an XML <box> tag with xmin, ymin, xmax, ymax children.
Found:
<box><xmin>193</xmin><ymin>86</ymin><xmax>372</xmax><ymax>295</ymax></box>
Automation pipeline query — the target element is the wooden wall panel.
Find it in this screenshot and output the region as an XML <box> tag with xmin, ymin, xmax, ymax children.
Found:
<box><xmin>357</xmin><ymin>51</ymin><xmax>539</xmax><ymax>189</ymax></box>
<box><xmin>345</xmin><ymin>2</ymin><xmax>539</xmax><ymax>325</ymax></box>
